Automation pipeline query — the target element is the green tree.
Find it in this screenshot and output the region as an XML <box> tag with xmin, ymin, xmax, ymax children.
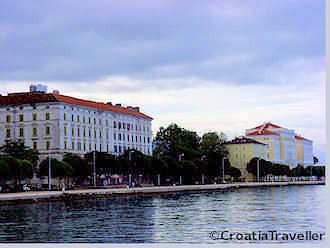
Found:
<box><xmin>153</xmin><ymin>123</ymin><xmax>201</xmax><ymax>160</ymax></box>
<box><xmin>63</xmin><ymin>153</ymin><xmax>90</xmax><ymax>184</ymax></box>
<box><xmin>246</xmin><ymin>158</ymin><xmax>272</xmax><ymax>178</ymax></box>
<box><xmin>39</xmin><ymin>158</ymin><xmax>73</xmax><ymax>178</ymax></box>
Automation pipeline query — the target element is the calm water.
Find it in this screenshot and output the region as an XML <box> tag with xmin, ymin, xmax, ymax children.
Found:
<box><xmin>0</xmin><ymin>185</ymin><xmax>326</xmax><ymax>243</ymax></box>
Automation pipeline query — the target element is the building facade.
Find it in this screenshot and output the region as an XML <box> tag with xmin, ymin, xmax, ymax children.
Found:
<box><xmin>0</xmin><ymin>87</ymin><xmax>153</xmax><ymax>161</ymax></box>
<box><xmin>225</xmin><ymin>136</ymin><xmax>268</xmax><ymax>181</ymax></box>
<box><xmin>245</xmin><ymin>122</ymin><xmax>313</xmax><ymax>167</ymax></box>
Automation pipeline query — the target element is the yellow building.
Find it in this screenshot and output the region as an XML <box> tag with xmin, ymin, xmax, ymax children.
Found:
<box><xmin>225</xmin><ymin>136</ymin><xmax>268</xmax><ymax>181</ymax></box>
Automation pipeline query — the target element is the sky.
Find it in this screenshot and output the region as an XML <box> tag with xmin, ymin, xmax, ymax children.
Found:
<box><xmin>0</xmin><ymin>0</ymin><xmax>326</xmax><ymax>162</ymax></box>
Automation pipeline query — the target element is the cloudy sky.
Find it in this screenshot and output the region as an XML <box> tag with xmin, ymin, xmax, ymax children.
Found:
<box><xmin>0</xmin><ymin>0</ymin><xmax>325</xmax><ymax>161</ymax></box>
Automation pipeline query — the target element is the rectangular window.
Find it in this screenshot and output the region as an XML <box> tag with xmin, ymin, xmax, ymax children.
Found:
<box><xmin>72</xmin><ymin>128</ymin><xmax>75</xmax><ymax>136</ymax></box>
<box><xmin>32</xmin><ymin>127</ymin><xmax>38</xmax><ymax>137</ymax></box>
<box><xmin>118</xmin><ymin>122</ymin><xmax>121</xmax><ymax>129</ymax></box>
<box><xmin>46</xmin><ymin>126</ymin><xmax>50</xmax><ymax>135</ymax></box>
<box><xmin>46</xmin><ymin>141</ymin><xmax>50</xmax><ymax>150</ymax></box>
<box><xmin>78</xmin><ymin>142</ymin><xmax>81</xmax><ymax>151</ymax></box>
<box><xmin>6</xmin><ymin>129</ymin><xmax>11</xmax><ymax>138</ymax></box>
<box><xmin>72</xmin><ymin>114</ymin><xmax>74</xmax><ymax>122</ymax></box>
<box><xmin>45</xmin><ymin>112</ymin><xmax>50</xmax><ymax>120</ymax></box>
<box><xmin>64</xmin><ymin>113</ymin><xmax>66</xmax><ymax>121</ymax></box>
<box><xmin>89</xmin><ymin>117</ymin><xmax>91</xmax><ymax>124</ymax></box>
<box><xmin>77</xmin><ymin>115</ymin><xmax>80</xmax><ymax>123</ymax></box>
<box><xmin>119</xmin><ymin>133</ymin><xmax>121</xmax><ymax>141</ymax></box>
<box><xmin>72</xmin><ymin>142</ymin><xmax>75</xmax><ymax>150</ymax></box>
<box><xmin>6</xmin><ymin>115</ymin><xmax>11</xmax><ymax>123</ymax></box>
<box><xmin>119</xmin><ymin>146</ymin><xmax>122</xmax><ymax>153</ymax></box>
<box><xmin>123</xmin><ymin>123</ymin><xmax>126</xmax><ymax>129</ymax></box>
<box><xmin>89</xmin><ymin>143</ymin><xmax>92</xmax><ymax>151</ymax></box>
<box><xmin>113</xmin><ymin>121</ymin><xmax>117</xmax><ymax>128</ymax></box>
<box><xmin>127</xmin><ymin>135</ymin><xmax>130</xmax><ymax>142</ymax></box>
<box><xmin>114</xmin><ymin>133</ymin><xmax>116</xmax><ymax>140</ymax></box>
<box><xmin>64</xmin><ymin>126</ymin><xmax>67</xmax><ymax>136</ymax></box>
<box><xmin>99</xmin><ymin>131</ymin><xmax>102</xmax><ymax>138</ymax></box>
<box><xmin>99</xmin><ymin>144</ymin><xmax>102</xmax><ymax>151</ymax></box>
<box><xmin>94</xmin><ymin>118</ymin><xmax>96</xmax><ymax>125</ymax></box>
<box><xmin>19</xmin><ymin>114</ymin><xmax>24</xmax><ymax>122</ymax></box>
<box><xmin>19</xmin><ymin>127</ymin><xmax>24</xmax><ymax>137</ymax></box>
<box><xmin>33</xmin><ymin>142</ymin><xmax>37</xmax><ymax>150</ymax></box>
<box><xmin>83</xmin><ymin>128</ymin><xmax>86</xmax><ymax>137</ymax></box>
<box><xmin>78</xmin><ymin>128</ymin><xmax>80</xmax><ymax>137</ymax></box>
<box><xmin>89</xmin><ymin>128</ymin><xmax>91</xmax><ymax>137</ymax></box>
<box><xmin>33</xmin><ymin>113</ymin><xmax>37</xmax><ymax>121</ymax></box>
<box><xmin>147</xmin><ymin>137</ymin><xmax>150</xmax><ymax>143</ymax></box>
<box><xmin>114</xmin><ymin>145</ymin><xmax>117</xmax><ymax>153</ymax></box>
<box><xmin>64</xmin><ymin>141</ymin><xmax>67</xmax><ymax>149</ymax></box>
<box><xmin>94</xmin><ymin>129</ymin><xmax>97</xmax><ymax>138</ymax></box>
<box><xmin>83</xmin><ymin>143</ymin><xmax>86</xmax><ymax>151</ymax></box>
<box><xmin>83</xmin><ymin>116</ymin><xmax>85</xmax><ymax>123</ymax></box>
<box><xmin>123</xmin><ymin>134</ymin><xmax>125</xmax><ymax>141</ymax></box>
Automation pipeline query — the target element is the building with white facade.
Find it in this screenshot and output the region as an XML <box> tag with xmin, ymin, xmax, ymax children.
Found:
<box><xmin>0</xmin><ymin>86</ymin><xmax>153</xmax><ymax>161</ymax></box>
<box><xmin>245</xmin><ymin>122</ymin><xmax>313</xmax><ymax>167</ymax></box>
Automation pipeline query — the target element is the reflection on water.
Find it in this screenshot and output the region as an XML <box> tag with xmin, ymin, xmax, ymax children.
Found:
<box><xmin>0</xmin><ymin>185</ymin><xmax>326</xmax><ymax>243</ymax></box>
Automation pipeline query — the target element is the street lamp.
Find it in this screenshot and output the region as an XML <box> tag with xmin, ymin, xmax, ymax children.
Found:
<box><xmin>48</xmin><ymin>153</ymin><xmax>51</xmax><ymax>191</ymax></box>
<box><xmin>222</xmin><ymin>157</ymin><xmax>227</xmax><ymax>184</ymax></box>
<box><xmin>256</xmin><ymin>158</ymin><xmax>260</xmax><ymax>182</ymax></box>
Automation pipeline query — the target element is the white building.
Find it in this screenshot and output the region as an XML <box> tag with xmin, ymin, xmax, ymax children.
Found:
<box><xmin>0</xmin><ymin>86</ymin><xmax>153</xmax><ymax>161</ymax></box>
<box><xmin>246</xmin><ymin>122</ymin><xmax>313</xmax><ymax>167</ymax></box>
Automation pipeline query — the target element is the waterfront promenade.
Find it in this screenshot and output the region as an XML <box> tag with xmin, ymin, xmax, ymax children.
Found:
<box><xmin>0</xmin><ymin>180</ymin><xmax>324</xmax><ymax>205</ymax></box>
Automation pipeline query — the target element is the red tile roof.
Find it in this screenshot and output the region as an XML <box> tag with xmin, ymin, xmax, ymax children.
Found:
<box><xmin>0</xmin><ymin>92</ymin><xmax>153</xmax><ymax>120</ymax></box>
<box><xmin>225</xmin><ymin>136</ymin><xmax>267</xmax><ymax>145</ymax></box>
<box><xmin>295</xmin><ymin>135</ymin><xmax>312</xmax><ymax>142</ymax></box>
<box><xmin>252</xmin><ymin>122</ymin><xmax>283</xmax><ymax>130</ymax></box>
<box><xmin>247</xmin><ymin>130</ymin><xmax>279</xmax><ymax>136</ymax></box>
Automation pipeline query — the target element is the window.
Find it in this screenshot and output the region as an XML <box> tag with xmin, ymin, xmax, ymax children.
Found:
<box><xmin>83</xmin><ymin>116</ymin><xmax>85</xmax><ymax>123</ymax></box>
<box><xmin>119</xmin><ymin>146</ymin><xmax>122</xmax><ymax>153</ymax></box>
<box><xmin>72</xmin><ymin>128</ymin><xmax>74</xmax><ymax>136</ymax></box>
<box><xmin>33</xmin><ymin>113</ymin><xmax>37</xmax><ymax>121</ymax></box>
<box><xmin>77</xmin><ymin>128</ymin><xmax>80</xmax><ymax>137</ymax></box>
<box><xmin>88</xmin><ymin>117</ymin><xmax>91</xmax><ymax>124</ymax></box>
<box><xmin>127</xmin><ymin>123</ymin><xmax>130</xmax><ymax>131</ymax></box>
<box><xmin>83</xmin><ymin>128</ymin><xmax>86</xmax><ymax>137</ymax></box>
<box><xmin>89</xmin><ymin>128</ymin><xmax>91</xmax><ymax>137</ymax></box>
<box><xmin>144</xmin><ymin>137</ymin><xmax>146</xmax><ymax>143</ymax></box>
<box><xmin>114</xmin><ymin>145</ymin><xmax>117</xmax><ymax>153</ymax></box>
<box><xmin>94</xmin><ymin>118</ymin><xmax>96</xmax><ymax>125</ymax></box>
<box><xmin>19</xmin><ymin>114</ymin><xmax>24</xmax><ymax>122</ymax></box>
<box><xmin>136</xmin><ymin>136</ymin><xmax>138</xmax><ymax>142</ymax></box>
<box><xmin>99</xmin><ymin>144</ymin><xmax>102</xmax><ymax>151</ymax></box>
<box><xmin>46</xmin><ymin>141</ymin><xmax>50</xmax><ymax>150</ymax></box>
<box><xmin>94</xmin><ymin>129</ymin><xmax>97</xmax><ymax>138</ymax></box>
<box><xmin>113</xmin><ymin>121</ymin><xmax>117</xmax><ymax>128</ymax></box>
<box><xmin>63</xmin><ymin>113</ymin><xmax>66</xmax><ymax>121</ymax></box>
<box><xmin>71</xmin><ymin>114</ymin><xmax>74</xmax><ymax>122</ymax></box>
<box><xmin>64</xmin><ymin>141</ymin><xmax>67</xmax><ymax>150</ymax></box>
<box><xmin>77</xmin><ymin>115</ymin><xmax>80</xmax><ymax>123</ymax></box>
<box><xmin>72</xmin><ymin>142</ymin><xmax>75</xmax><ymax>150</ymax></box>
<box><xmin>127</xmin><ymin>135</ymin><xmax>130</xmax><ymax>142</ymax></box>
<box><xmin>114</xmin><ymin>133</ymin><xmax>116</xmax><ymax>140</ymax></box>
<box><xmin>147</xmin><ymin>137</ymin><xmax>150</xmax><ymax>144</ymax></box>
<box><xmin>19</xmin><ymin>127</ymin><xmax>24</xmax><ymax>137</ymax></box>
<box><xmin>64</xmin><ymin>126</ymin><xmax>67</xmax><ymax>136</ymax></box>
<box><xmin>45</xmin><ymin>112</ymin><xmax>50</xmax><ymax>120</ymax></box>
<box><xmin>32</xmin><ymin>127</ymin><xmax>38</xmax><ymax>137</ymax></box>
<box><xmin>89</xmin><ymin>143</ymin><xmax>92</xmax><ymax>151</ymax></box>
<box><xmin>6</xmin><ymin>115</ymin><xmax>11</xmax><ymax>123</ymax></box>
<box><xmin>99</xmin><ymin>131</ymin><xmax>102</xmax><ymax>138</ymax></box>
<box><xmin>119</xmin><ymin>133</ymin><xmax>122</xmax><ymax>141</ymax></box>
<box><xmin>78</xmin><ymin>142</ymin><xmax>81</xmax><ymax>151</ymax></box>
<box><xmin>123</xmin><ymin>123</ymin><xmax>126</xmax><ymax>129</ymax></box>
<box><xmin>33</xmin><ymin>142</ymin><xmax>38</xmax><ymax>150</ymax></box>
<box><xmin>45</xmin><ymin>126</ymin><xmax>50</xmax><ymax>135</ymax></box>
<box><xmin>83</xmin><ymin>143</ymin><xmax>86</xmax><ymax>151</ymax></box>
<box><xmin>123</xmin><ymin>134</ymin><xmax>125</xmax><ymax>141</ymax></box>
<box><xmin>6</xmin><ymin>129</ymin><xmax>11</xmax><ymax>138</ymax></box>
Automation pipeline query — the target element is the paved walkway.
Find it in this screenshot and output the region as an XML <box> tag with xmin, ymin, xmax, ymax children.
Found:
<box><xmin>0</xmin><ymin>180</ymin><xmax>324</xmax><ymax>203</ymax></box>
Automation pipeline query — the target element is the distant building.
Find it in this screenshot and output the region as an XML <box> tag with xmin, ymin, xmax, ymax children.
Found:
<box><xmin>224</xmin><ymin>136</ymin><xmax>268</xmax><ymax>181</ymax></box>
<box><xmin>0</xmin><ymin>85</ymin><xmax>153</xmax><ymax>161</ymax></box>
<box><xmin>246</xmin><ymin>122</ymin><xmax>313</xmax><ymax>167</ymax></box>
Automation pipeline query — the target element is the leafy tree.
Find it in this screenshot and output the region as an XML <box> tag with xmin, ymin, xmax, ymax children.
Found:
<box><xmin>271</xmin><ymin>163</ymin><xmax>290</xmax><ymax>176</ymax></box>
<box><xmin>39</xmin><ymin>158</ymin><xmax>73</xmax><ymax>178</ymax></box>
<box><xmin>0</xmin><ymin>141</ymin><xmax>39</xmax><ymax>164</ymax></box>
<box><xmin>246</xmin><ymin>158</ymin><xmax>272</xmax><ymax>178</ymax></box>
<box><xmin>226</xmin><ymin>166</ymin><xmax>242</xmax><ymax>180</ymax></box>
<box><xmin>0</xmin><ymin>156</ymin><xmax>33</xmax><ymax>191</ymax></box>
<box><xmin>63</xmin><ymin>153</ymin><xmax>89</xmax><ymax>184</ymax></box>
<box><xmin>153</xmin><ymin>123</ymin><xmax>201</xmax><ymax>160</ymax></box>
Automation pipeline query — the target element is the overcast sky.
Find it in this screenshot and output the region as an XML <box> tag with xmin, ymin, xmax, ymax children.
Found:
<box><xmin>0</xmin><ymin>0</ymin><xmax>325</xmax><ymax>162</ymax></box>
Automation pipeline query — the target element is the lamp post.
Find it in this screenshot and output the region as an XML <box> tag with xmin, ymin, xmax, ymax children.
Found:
<box><xmin>48</xmin><ymin>153</ymin><xmax>51</xmax><ymax>191</ymax></box>
<box><xmin>222</xmin><ymin>157</ymin><xmax>227</xmax><ymax>184</ymax></box>
<box><xmin>257</xmin><ymin>158</ymin><xmax>260</xmax><ymax>182</ymax></box>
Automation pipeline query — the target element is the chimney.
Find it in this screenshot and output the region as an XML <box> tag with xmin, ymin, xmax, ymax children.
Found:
<box><xmin>115</xmin><ymin>103</ymin><xmax>122</xmax><ymax>107</ymax></box>
<box><xmin>106</xmin><ymin>101</ymin><xmax>112</xmax><ymax>105</ymax></box>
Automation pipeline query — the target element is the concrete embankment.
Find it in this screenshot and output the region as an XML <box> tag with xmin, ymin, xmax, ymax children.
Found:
<box><xmin>0</xmin><ymin>180</ymin><xmax>325</xmax><ymax>206</ymax></box>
